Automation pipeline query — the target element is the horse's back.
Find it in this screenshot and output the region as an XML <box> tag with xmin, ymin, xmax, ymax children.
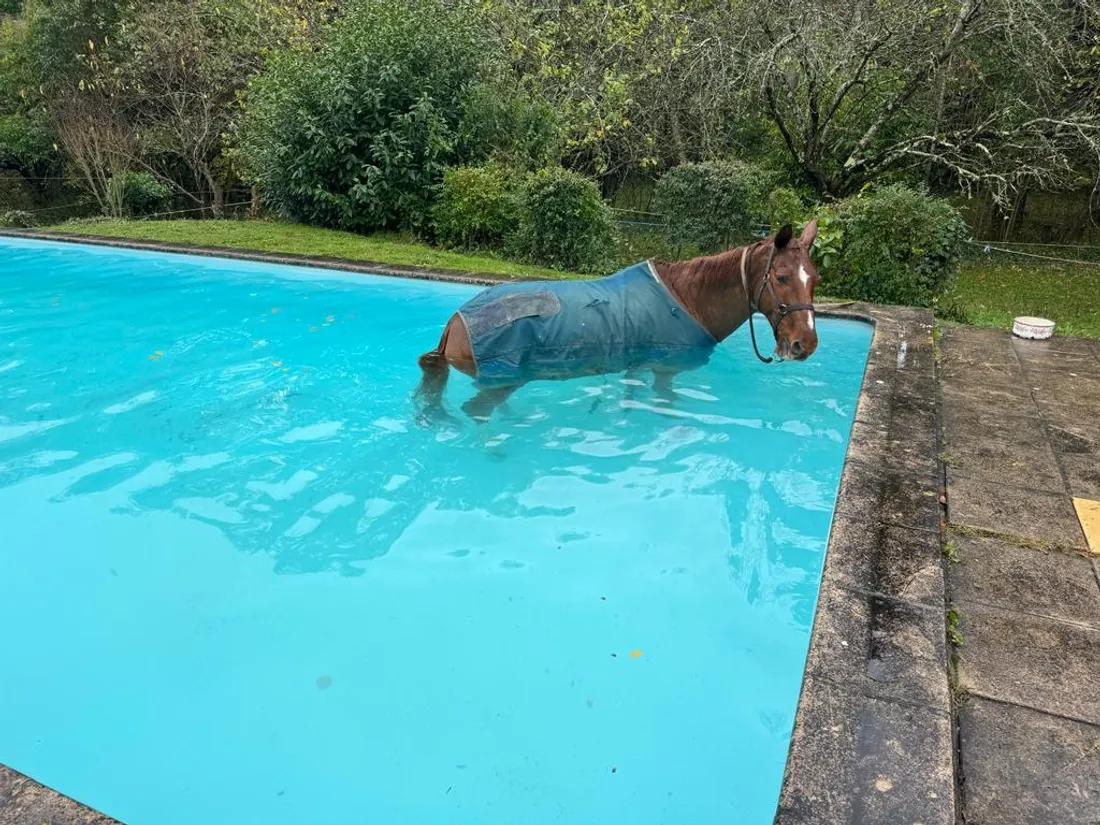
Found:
<box><xmin>455</xmin><ymin>262</ymin><xmax>715</xmax><ymax>386</ymax></box>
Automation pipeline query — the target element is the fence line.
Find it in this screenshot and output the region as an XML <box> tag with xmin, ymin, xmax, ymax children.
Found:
<box><xmin>966</xmin><ymin>240</ymin><xmax>1100</xmax><ymax>268</ymax></box>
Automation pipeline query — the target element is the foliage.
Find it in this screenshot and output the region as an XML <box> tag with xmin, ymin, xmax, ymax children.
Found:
<box><xmin>115</xmin><ymin>170</ymin><xmax>172</xmax><ymax>216</ymax></box>
<box><xmin>762</xmin><ymin>186</ymin><xmax>811</xmax><ymax>230</ymax></box>
<box><xmin>653</xmin><ymin>161</ymin><xmax>769</xmax><ymax>254</ymax></box>
<box><xmin>0</xmin><ymin>208</ymin><xmax>34</xmax><ymax>226</ymax></box>
<box><xmin>511</xmin><ymin>167</ymin><xmax>616</xmax><ymax>273</ymax></box>
<box><xmin>432</xmin><ymin>164</ymin><xmax>521</xmax><ymax>250</ymax></box>
<box><xmin>739</xmin><ymin>0</ymin><xmax>1100</xmax><ymax>202</ymax></box>
<box><xmin>237</xmin><ymin>0</ymin><xmax>502</xmax><ymax>234</ymax></box>
<box><xmin>815</xmin><ymin>185</ymin><xmax>969</xmax><ymax>307</ymax></box>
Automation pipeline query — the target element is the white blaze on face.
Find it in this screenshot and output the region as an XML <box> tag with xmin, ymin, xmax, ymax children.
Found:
<box><xmin>798</xmin><ymin>263</ymin><xmax>815</xmax><ymax>330</ymax></box>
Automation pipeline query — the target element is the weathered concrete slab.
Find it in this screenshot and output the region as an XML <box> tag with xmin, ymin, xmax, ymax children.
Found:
<box><xmin>824</xmin><ymin>516</ymin><xmax>944</xmax><ymax>605</ymax></box>
<box><xmin>0</xmin><ymin>766</ymin><xmax>118</xmax><ymax>825</ymax></box>
<box><xmin>837</xmin><ymin>462</ymin><xmax>941</xmax><ymax>533</ymax></box>
<box><xmin>942</xmin><ymin>428</ymin><xmax>1064</xmax><ymax>492</ymax></box>
<box><xmin>805</xmin><ymin>580</ymin><xmax>950</xmax><ymax>709</ymax></box>
<box><xmin>776</xmin><ymin>677</ymin><xmax>954</xmax><ymax>825</ymax></box>
<box><xmin>959</xmin><ymin>696</ymin><xmax>1100</xmax><ymax>825</ymax></box>
<box><xmin>956</xmin><ymin>602</ymin><xmax>1100</xmax><ymax>725</ymax></box>
<box><xmin>948</xmin><ymin>533</ymin><xmax>1100</xmax><ymax>626</ymax></box>
<box><xmin>946</xmin><ymin>472</ymin><xmax>1087</xmax><ymax>549</ymax></box>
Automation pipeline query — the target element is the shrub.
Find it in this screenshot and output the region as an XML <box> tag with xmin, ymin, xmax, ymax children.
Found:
<box><xmin>0</xmin><ymin>208</ymin><xmax>34</xmax><ymax>227</ymax></box>
<box><xmin>652</xmin><ymin>160</ymin><xmax>769</xmax><ymax>254</ymax></box>
<box><xmin>762</xmin><ymin>186</ymin><xmax>811</xmax><ymax>229</ymax></box>
<box><xmin>116</xmin><ymin>171</ymin><xmax>173</xmax><ymax>217</ymax></box>
<box><xmin>432</xmin><ymin>164</ymin><xmax>520</xmax><ymax>249</ymax></box>
<box><xmin>511</xmin><ymin>167</ymin><xmax>616</xmax><ymax>273</ymax></box>
<box><xmin>236</xmin><ymin>0</ymin><xmax>502</xmax><ymax>235</ymax></box>
<box><xmin>814</xmin><ymin>184</ymin><xmax>968</xmax><ymax>307</ymax></box>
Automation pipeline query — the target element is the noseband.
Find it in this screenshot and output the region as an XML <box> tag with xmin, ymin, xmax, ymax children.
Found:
<box><xmin>740</xmin><ymin>243</ymin><xmax>817</xmax><ymax>364</ymax></box>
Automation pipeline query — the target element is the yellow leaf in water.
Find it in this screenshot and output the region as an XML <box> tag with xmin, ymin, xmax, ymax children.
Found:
<box><xmin>272</xmin><ymin>361</ymin><xmax>283</xmax><ymax>367</ymax></box>
<box><xmin>154</xmin><ymin>350</ymin><xmax>164</xmax><ymax>356</ymax></box>
<box><xmin>326</xmin><ymin>316</ymin><xmax>335</xmax><ymax>323</ymax></box>
<box><xmin>148</xmin><ymin>355</ymin><xmax>159</xmax><ymax>361</ymax></box>
<box><xmin>629</xmin><ymin>649</ymin><xmax>643</xmax><ymax>659</ymax></box>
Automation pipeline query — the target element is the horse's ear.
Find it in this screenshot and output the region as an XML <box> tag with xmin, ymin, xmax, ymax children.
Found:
<box><xmin>774</xmin><ymin>224</ymin><xmax>794</xmax><ymax>249</ymax></box>
<box><xmin>800</xmin><ymin>218</ymin><xmax>818</xmax><ymax>246</ymax></box>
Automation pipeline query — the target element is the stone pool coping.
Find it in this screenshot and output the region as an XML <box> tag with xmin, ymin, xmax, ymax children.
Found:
<box><xmin>0</xmin><ymin>230</ymin><xmax>953</xmax><ymax>825</ymax></box>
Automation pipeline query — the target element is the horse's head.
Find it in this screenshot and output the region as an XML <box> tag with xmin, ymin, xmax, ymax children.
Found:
<box><xmin>749</xmin><ymin>219</ymin><xmax>820</xmax><ymax>362</ymax></box>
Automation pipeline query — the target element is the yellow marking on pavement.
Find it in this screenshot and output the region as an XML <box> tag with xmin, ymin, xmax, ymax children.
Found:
<box><xmin>1073</xmin><ymin>498</ymin><xmax>1100</xmax><ymax>554</ymax></box>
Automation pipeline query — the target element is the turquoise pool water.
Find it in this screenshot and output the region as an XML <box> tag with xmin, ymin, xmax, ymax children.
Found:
<box><xmin>0</xmin><ymin>237</ymin><xmax>871</xmax><ymax>825</ymax></box>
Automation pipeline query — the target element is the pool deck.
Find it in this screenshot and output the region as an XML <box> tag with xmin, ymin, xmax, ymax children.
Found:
<box><xmin>938</xmin><ymin>323</ymin><xmax>1100</xmax><ymax>825</ymax></box>
<box><xmin>2</xmin><ymin>229</ymin><xmax>1098</xmax><ymax>824</ymax></box>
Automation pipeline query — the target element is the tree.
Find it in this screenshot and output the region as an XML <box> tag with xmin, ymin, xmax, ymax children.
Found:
<box><xmin>738</xmin><ymin>0</ymin><xmax>1100</xmax><ymax>203</ymax></box>
<box><xmin>237</xmin><ymin>0</ymin><xmax>513</xmax><ymax>232</ymax></box>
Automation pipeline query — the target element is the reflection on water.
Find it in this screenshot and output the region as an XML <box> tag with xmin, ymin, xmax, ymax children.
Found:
<box><xmin>0</xmin><ymin>238</ymin><xmax>871</xmax><ymax>825</ymax></box>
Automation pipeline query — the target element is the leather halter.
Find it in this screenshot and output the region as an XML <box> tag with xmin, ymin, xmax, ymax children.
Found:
<box><xmin>739</xmin><ymin>242</ymin><xmax>817</xmax><ymax>364</ymax></box>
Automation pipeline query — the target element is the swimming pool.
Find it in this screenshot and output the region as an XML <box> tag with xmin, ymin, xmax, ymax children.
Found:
<box><xmin>0</xmin><ymin>237</ymin><xmax>872</xmax><ymax>824</ymax></box>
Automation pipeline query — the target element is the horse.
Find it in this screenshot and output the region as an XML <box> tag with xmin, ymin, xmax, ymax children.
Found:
<box><xmin>414</xmin><ymin>220</ymin><xmax>820</xmax><ymax>422</ymax></box>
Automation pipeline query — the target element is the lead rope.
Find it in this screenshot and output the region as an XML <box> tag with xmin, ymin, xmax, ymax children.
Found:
<box><xmin>740</xmin><ymin>244</ymin><xmax>777</xmax><ymax>364</ymax></box>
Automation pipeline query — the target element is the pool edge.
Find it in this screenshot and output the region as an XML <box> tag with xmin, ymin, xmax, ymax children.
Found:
<box><xmin>0</xmin><ymin>232</ymin><xmax>955</xmax><ymax>825</ymax></box>
<box><xmin>774</xmin><ymin>304</ymin><xmax>956</xmax><ymax>825</ymax></box>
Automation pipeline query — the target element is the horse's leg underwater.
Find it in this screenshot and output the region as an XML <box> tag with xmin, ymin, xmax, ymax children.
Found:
<box><xmin>652</xmin><ymin>368</ymin><xmax>679</xmax><ymax>404</ymax></box>
<box><xmin>462</xmin><ymin>385</ymin><xmax>517</xmax><ymax>422</ymax></box>
<box><xmin>414</xmin><ymin>316</ymin><xmax>465</xmax><ymax>425</ymax></box>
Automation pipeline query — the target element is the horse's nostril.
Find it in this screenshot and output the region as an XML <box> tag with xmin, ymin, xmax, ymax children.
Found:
<box><xmin>791</xmin><ymin>339</ymin><xmax>804</xmax><ymax>356</ymax></box>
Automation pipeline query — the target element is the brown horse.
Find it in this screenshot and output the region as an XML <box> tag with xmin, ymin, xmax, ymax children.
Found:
<box><xmin>415</xmin><ymin>220</ymin><xmax>820</xmax><ymax>422</ymax></box>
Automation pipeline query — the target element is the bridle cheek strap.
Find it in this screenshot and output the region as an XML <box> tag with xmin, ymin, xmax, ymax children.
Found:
<box><xmin>740</xmin><ymin>244</ymin><xmax>817</xmax><ymax>365</ymax></box>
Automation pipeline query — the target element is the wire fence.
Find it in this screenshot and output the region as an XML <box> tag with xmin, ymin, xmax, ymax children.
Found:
<box><xmin>964</xmin><ymin>239</ymin><xmax>1100</xmax><ymax>269</ymax></box>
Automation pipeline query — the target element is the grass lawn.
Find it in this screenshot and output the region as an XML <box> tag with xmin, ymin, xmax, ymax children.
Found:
<box><xmin>38</xmin><ymin>218</ymin><xmax>1100</xmax><ymax>339</ymax></box>
<box><xmin>951</xmin><ymin>253</ymin><xmax>1100</xmax><ymax>339</ymax></box>
<box><xmin>43</xmin><ymin>218</ymin><xmax>570</xmax><ymax>281</ymax></box>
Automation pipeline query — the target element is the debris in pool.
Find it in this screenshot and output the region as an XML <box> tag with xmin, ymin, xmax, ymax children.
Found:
<box><xmin>315</xmin><ymin>675</ymin><xmax>332</xmax><ymax>690</ymax></box>
<box><xmin>630</xmin><ymin>649</ymin><xmax>643</xmax><ymax>659</ymax></box>
<box><xmin>271</xmin><ymin>308</ymin><xmax>281</xmax><ymax>314</ymax></box>
<box><xmin>147</xmin><ymin>355</ymin><xmax>159</xmax><ymax>361</ymax></box>
<box><xmin>272</xmin><ymin>361</ymin><xmax>283</xmax><ymax>367</ymax></box>
<box><xmin>611</xmin><ymin>767</ymin><xmax>617</xmax><ymax>774</ymax></box>
<box><xmin>586</xmin><ymin>699</ymin><xmax>594</xmax><ymax>708</ymax></box>
<box><xmin>611</xmin><ymin>653</ymin><xmax>617</xmax><ymax>658</ymax></box>
<box><xmin>154</xmin><ymin>350</ymin><xmax>164</xmax><ymax>356</ymax></box>
<box><xmin>326</xmin><ymin>316</ymin><xmax>335</xmax><ymax>323</ymax></box>
<box><xmin>600</xmin><ymin>596</ymin><xmax>606</xmax><ymax>601</ymax></box>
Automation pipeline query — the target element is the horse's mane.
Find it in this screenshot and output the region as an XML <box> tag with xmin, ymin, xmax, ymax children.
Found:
<box><xmin>652</xmin><ymin>241</ymin><xmax>762</xmax><ymax>288</ymax></box>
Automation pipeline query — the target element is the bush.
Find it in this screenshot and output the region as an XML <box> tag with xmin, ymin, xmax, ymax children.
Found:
<box><xmin>762</xmin><ymin>186</ymin><xmax>811</xmax><ymax>229</ymax></box>
<box><xmin>0</xmin><ymin>208</ymin><xmax>34</xmax><ymax>227</ymax></box>
<box><xmin>815</xmin><ymin>184</ymin><xmax>968</xmax><ymax>307</ymax></box>
<box><xmin>432</xmin><ymin>164</ymin><xmax>520</xmax><ymax>249</ymax></box>
<box><xmin>116</xmin><ymin>171</ymin><xmax>173</xmax><ymax>217</ymax></box>
<box><xmin>237</xmin><ymin>0</ymin><xmax>502</xmax><ymax>235</ymax></box>
<box><xmin>653</xmin><ymin>160</ymin><xmax>770</xmax><ymax>254</ymax></box>
<box><xmin>511</xmin><ymin>167</ymin><xmax>616</xmax><ymax>273</ymax></box>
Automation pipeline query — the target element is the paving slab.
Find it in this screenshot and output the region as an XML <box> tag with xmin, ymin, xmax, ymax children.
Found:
<box><xmin>946</xmin><ymin>472</ymin><xmax>1087</xmax><ymax>549</ymax></box>
<box><xmin>948</xmin><ymin>533</ymin><xmax>1100</xmax><ymax>626</ymax></box>
<box><xmin>824</xmin><ymin>516</ymin><xmax>944</xmax><ymax>605</ymax></box>
<box><xmin>955</xmin><ymin>602</ymin><xmax>1100</xmax><ymax>725</ymax></box>
<box><xmin>0</xmin><ymin>766</ymin><xmax>118</xmax><ymax>825</ymax></box>
<box><xmin>836</xmin><ymin>462</ymin><xmax>941</xmax><ymax>533</ymax></box>
<box><xmin>776</xmin><ymin>677</ymin><xmax>954</xmax><ymax>825</ymax></box>
<box><xmin>958</xmin><ymin>696</ymin><xmax>1100</xmax><ymax>825</ymax></box>
<box><xmin>805</xmin><ymin>580</ymin><xmax>950</xmax><ymax>709</ymax></box>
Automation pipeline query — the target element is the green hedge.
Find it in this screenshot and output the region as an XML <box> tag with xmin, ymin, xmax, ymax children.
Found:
<box><xmin>814</xmin><ymin>185</ymin><xmax>968</xmax><ymax>307</ymax></box>
<box><xmin>432</xmin><ymin>164</ymin><xmax>520</xmax><ymax>249</ymax></box>
<box><xmin>510</xmin><ymin>167</ymin><xmax>616</xmax><ymax>273</ymax></box>
<box><xmin>652</xmin><ymin>160</ymin><xmax>770</xmax><ymax>254</ymax></box>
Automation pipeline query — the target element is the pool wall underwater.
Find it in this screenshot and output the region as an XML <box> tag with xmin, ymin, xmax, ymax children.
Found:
<box><xmin>0</xmin><ymin>230</ymin><xmax>955</xmax><ymax>825</ymax></box>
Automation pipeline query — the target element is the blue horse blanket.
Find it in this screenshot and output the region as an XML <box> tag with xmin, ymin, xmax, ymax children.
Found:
<box><xmin>457</xmin><ymin>261</ymin><xmax>717</xmax><ymax>387</ymax></box>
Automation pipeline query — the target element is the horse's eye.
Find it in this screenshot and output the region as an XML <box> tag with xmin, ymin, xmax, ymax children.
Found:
<box><xmin>776</xmin><ymin>274</ymin><xmax>789</xmax><ymax>284</ymax></box>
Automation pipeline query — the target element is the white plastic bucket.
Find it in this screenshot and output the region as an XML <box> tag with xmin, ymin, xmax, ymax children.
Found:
<box><xmin>1012</xmin><ymin>316</ymin><xmax>1055</xmax><ymax>340</ymax></box>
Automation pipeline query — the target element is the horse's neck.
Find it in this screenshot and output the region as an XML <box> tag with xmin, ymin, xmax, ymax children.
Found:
<box><xmin>652</xmin><ymin>248</ymin><xmax>753</xmax><ymax>342</ymax></box>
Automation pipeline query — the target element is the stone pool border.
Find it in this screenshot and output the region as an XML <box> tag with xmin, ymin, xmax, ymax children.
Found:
<box><xmin>0</xmin><ymin>230</ymin><xmax>953</xmax><ymax>825</ymax></box>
